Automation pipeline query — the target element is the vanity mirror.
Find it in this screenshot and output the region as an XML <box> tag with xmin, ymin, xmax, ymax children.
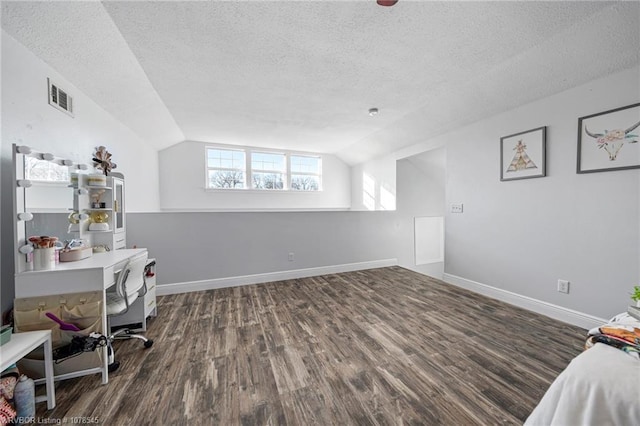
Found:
<box><xmin>13</xmin><ymin>144</ymin><xmax>90</xmax><ymax>273</ymax></box>
<box><xmin>13</xmin><ymin>144</ymin><xmax>127</xmax><ymax>273</ymax></box>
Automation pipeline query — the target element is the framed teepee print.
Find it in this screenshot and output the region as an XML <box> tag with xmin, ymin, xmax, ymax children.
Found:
<box><xmin>577</xmin><ymin>103</ymin><xmax>640</xmax><ymax>174</ymax></box>
<box><xmin>500</xmin><ymin>126</ymin><xmax>546</xmax><ymax>181</ymax></box>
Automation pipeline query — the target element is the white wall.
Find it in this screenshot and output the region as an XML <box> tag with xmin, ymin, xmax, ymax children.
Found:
<box><xmin>444</xmin><ymin>67</ymin><xmax>639</xmax><ymax>319</ymax></box>
<box><xmin>353</xmin><ymin>66</ymin><xmax>639</xmax><ymax>320</ymax></box>
<box><xmin>126</xmin><ymin>211</ymin><xmax>398</xmax><ymax>287</ymax></box>
<box><xmin>1</xmin><ymin>32</ymin><xmax>161</xmax><ymax>314</ymax></box>
<box><xmin>395</xmin><ymin>148</ymin><xmax>446</xmax><ymax>278</ymax></box>
<box><xmin>159</xmin><ymin>140</ymin><xmax>351</xmax><ymax>210</ymax></box>
<box><xmin>1</xmin><ymin>32</ymin><xmax>161</xmax><ymax>212</ymax></box>
<box><xmin>350</xmin><ymin>155</ymin><xmax>397</xmax><ymax>211</ymax></box>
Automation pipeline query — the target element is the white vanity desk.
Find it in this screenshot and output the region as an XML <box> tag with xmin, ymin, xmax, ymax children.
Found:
<box><xmin>15</xmin><ymin>248</ymin><xmax>148</xmax><ymax>384</ymax></box>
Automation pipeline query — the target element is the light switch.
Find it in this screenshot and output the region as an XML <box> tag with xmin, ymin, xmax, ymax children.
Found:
<box><xmin>451</xmin><ymin>203</ymin><xmax>464</xmax><ymax>213</ymax></box>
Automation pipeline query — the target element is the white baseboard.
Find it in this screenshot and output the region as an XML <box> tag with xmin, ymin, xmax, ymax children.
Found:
<box><xmin>157</xmin><ymin>259</ymin><xmax>398</xmax><ymax>296</ymax></box>
<box><xmin>443</xmin><ymin>273</ymin><xmax>607</xmax><ymax>330</ymax></box>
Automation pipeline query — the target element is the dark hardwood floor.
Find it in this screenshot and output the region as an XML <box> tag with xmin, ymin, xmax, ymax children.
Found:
<box><xmin>35</xmin><ymin>266</ymin><xmax>585</xmax><ymax>425</ymax></box>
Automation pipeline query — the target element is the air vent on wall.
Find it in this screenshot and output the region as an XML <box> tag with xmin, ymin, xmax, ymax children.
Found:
<box><xmin>47</xmin><ymin>78</ymin><xmax>74</xmax><ymax>117</ymax></box>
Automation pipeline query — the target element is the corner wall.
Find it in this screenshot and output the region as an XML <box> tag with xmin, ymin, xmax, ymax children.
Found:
<box><xmin>395</xmin><ymin>148</ymin><xmax>446</xmax><ymax>278</ymax></box>
<box><xmin>351</xmin><ymin>66</ymin><xmax>640</xmax><ymax>321</ymax></box>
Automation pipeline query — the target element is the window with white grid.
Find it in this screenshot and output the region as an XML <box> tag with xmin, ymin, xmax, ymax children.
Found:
<box><xmin>205</xmin><ymin>145</ymin><xmax>322</xmax><ymax>192</ymax></box>
<box><xmin>206</xmin><ymin>148</ymin><xmax>246</xmax><ymax>189</ymax></box>
<box><xmin>290</xmin><ymin>155</ymin><xmax>321</xmax><ymax>191</ymax></box>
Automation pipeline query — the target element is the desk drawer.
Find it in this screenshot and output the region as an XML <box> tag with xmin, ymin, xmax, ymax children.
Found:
<box><xmin>113</xmin><ymin>233</ymin><xmax>126</xmax><ymax>250</ymax></box>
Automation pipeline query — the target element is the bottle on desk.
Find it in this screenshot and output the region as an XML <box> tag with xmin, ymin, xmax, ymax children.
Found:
<box><xmin>14</xmin><ymin>375</ymin><xmax>35</xmax><ymax>423</ymax></box>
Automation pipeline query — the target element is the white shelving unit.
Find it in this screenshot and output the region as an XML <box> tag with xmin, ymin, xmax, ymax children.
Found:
<box><xmin>71</xmin><ymin>175</ymin><xmax>126</xmax><ymax>250</ymax></box>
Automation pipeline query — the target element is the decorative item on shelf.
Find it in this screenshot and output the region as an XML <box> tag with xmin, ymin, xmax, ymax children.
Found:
<box><xmin>86</xmin><ymin>174</ymin><xmax>107</xmax><ymax>187</ymax></box>
<box><xmin>68</xmin><ymin>211</ymin><xmax>79</xmax><ymax>229</ymax></box>
<box><xmin>88</xmin><ymin>210</ymin><xmax>109</xmax><ymax>231</ymax></box>
<box><xmin>92</xmin><ymin>146</ymin><xmax>116</xmax><ymax>176</ymax></box>
<box><xmin>67</xmin><ymin>211</ymin><xmax>88</xmax><ymax>233</ymax></box>
<box><xmin>90</xmin><ymin>188</ymin><xmax>106</xmax><ymax>209</ymax></box>
<box><xmin>631</xmin><ymin>285</ymin><xmax>640</xmax><ymax>308</ymax></box>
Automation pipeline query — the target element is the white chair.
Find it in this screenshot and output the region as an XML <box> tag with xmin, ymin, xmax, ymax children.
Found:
<box><xmin>106</xmin><ymin>252</ymin><xmax>153</xmax><ymax>371</ymax></box>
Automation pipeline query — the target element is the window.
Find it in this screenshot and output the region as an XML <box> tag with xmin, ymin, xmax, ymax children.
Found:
<box><xmin>206</xmin><ymin>145</ymin><xmax>322</xmax><ymax>191</ymax></box>
<box><xmin>290</xmin><ymin>155</ymin><xmax>321</xmax><ymax>191</ymax></box>
<box><xmin>252</xmin><ymin>152</ymin><xmax>285</xmax><ymax>189</ymax></box>
<box><xmin>207</xmin><ymin>148</ymin><xmax>246</xmax><ymax>189</ymax></box>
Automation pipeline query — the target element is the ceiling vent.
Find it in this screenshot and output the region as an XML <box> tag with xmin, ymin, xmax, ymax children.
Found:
<box><xmin>47</xmin><ymin>78</ymin><xmax>74</xmax><ymax>117</ymax></box>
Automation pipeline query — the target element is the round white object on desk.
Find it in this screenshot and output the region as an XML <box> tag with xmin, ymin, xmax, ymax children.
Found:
<box><xmin>33</xmin><ymin>248</ymin><xmax>56</xmax><ymax>270</ymax></box>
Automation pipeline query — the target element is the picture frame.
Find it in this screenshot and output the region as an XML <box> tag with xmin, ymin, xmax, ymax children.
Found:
<box><xmin>577</xmin><ymin>102</ymin><xmax>640</xmax><ymax>173</ymax></box>
<box><xmin>500</xmin><ymin>126</ymin><xmax>546</xmax><ymax>181</ymax></box>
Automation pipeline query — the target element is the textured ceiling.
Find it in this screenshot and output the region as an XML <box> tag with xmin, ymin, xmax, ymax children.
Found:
<box><xmin>1</xmin><ymin>1</ymin><xmax>185</xmax><ymax>150</ymax></box>
<box><xmin>2</xmin><ymin>1</ymin><xmax>639</xmax><ymax>165</ymax></box>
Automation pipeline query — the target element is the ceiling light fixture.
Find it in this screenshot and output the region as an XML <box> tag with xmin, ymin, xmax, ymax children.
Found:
<box><xmin>377</xmin><ymin>0</ymin><xmax>398</xmax><ymax>6</ymax></box>
<box><xmin>368</xmin><ymin>108</ymin><xmax>379</xmax><ymax>116</ymax></box>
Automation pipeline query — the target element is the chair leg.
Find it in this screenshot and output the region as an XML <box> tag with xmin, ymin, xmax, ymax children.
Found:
<box><xmin>126</xmin><ymin>333</ymin><xmax>154</xmax><ymax>348</ymax></box>
<box><xmin>111</xmin><ymin>329</ymin><xmax>154</xmax><ymax>348</ymax></box>
<box><xmin>109</xmin><ymin>328</ymin><xmax>130</xmax><ymax>340</ymax></box>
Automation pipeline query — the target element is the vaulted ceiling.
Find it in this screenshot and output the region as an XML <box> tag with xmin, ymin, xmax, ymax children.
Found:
<box><xmin>2</xmin><ymin>1</ymin><xmax>639</xmax><ymax>165</ymax></box>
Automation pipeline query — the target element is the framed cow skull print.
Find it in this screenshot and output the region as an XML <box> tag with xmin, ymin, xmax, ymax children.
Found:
<box><xmin>577</xmin><ymin>102</ymin><xmax>640</xmax><ymax>174</ymax></box>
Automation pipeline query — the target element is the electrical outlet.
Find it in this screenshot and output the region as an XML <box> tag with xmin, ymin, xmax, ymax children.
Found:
<box><xmin>288</xmin><ymin>252</ymin><xmax>295</xmax><ymax>262</ymax></box>
<box><xmin>557</xmin><ymin>279</ymin><xmax>570</xmax><ymax>294</ymax></box>
<box><xmin>451</xmin><ymin>203</ymin><xmax>464</xmax><ymax>213</ymax></box>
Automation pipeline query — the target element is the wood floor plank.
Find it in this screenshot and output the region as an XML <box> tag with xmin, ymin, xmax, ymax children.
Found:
<box><xmin>34</xmin><ymin>266</ymin><xmax>585</xmax><ymax>425</ymax></box>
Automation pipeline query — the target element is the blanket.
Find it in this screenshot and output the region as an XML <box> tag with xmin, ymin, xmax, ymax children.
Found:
<box><xmin>524</xmin><ymin>343</ymin><xmax>640</xmax><ymax>425</ymax></box>
<box><xmin>525</xmin><ymin>313</ymin><xmax>640</xmax><ymax>425</ymax></box>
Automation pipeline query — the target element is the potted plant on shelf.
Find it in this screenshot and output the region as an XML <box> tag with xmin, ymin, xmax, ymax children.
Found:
<box><xmin>632</xmin><ymin>285</ymin><xmax>640</xmax><ymax>307</ymax></box>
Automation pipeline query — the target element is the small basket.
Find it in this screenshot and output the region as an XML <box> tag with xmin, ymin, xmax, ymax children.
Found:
<box><xmin>59</xmin><ymin>247</ymin><xmax>93</xmax><ymax>262</ymax></box>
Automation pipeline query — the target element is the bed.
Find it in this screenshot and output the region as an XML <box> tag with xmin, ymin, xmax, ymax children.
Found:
<box><xmin>525</xmin><ymin>313</ymin><xmax>640</xmax><ymax>425</ymax></box>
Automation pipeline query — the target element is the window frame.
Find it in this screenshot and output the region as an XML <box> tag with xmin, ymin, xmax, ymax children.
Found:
<box><xmin>204</xmin><ymin>144</ymin><xmax>323</xmax><ymax>192</ymax></box>
<box><xmin>250</xmin><ymin>151</ymin><xmax>287</xmax><ymax>190</ymax></box>
<box><xmin>205</xmin><ymin>146</ymin><xmax>247</xmax><ymax>189</ymax></box>
<box><xmin>289</xmin><ymin>154</ymin><xmax>322</xmax><ymax>192</ymax></box>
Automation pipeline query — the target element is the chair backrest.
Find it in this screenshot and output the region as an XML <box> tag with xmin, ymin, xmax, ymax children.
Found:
<box><xmin>115</xmin><ymin>252</ymin><xmax>148</xmax><ymax>301</ymax></box>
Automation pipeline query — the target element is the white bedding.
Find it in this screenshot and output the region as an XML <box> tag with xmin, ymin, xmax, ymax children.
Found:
<box><xmin>525</xmin><ymin>343</ymin><xmax>640</xmax><ymax>426</ymax></box>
